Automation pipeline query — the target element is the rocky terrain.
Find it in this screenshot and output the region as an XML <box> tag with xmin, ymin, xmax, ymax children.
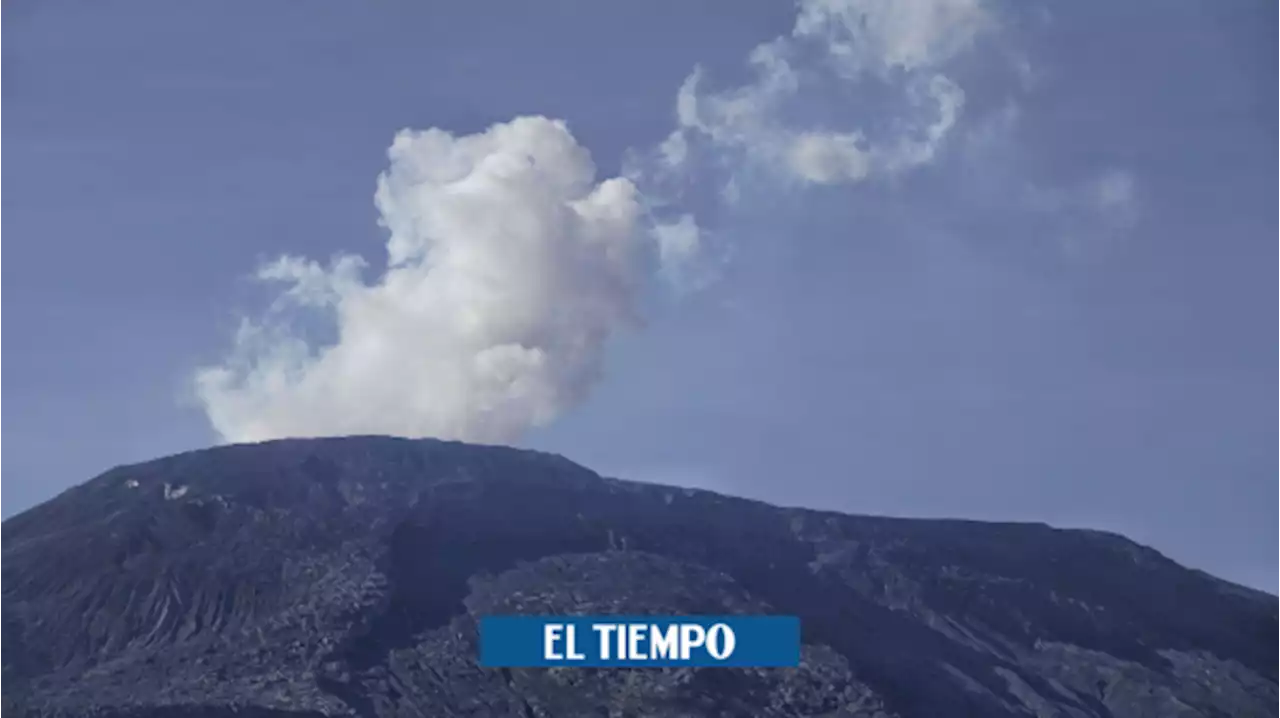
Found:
<box><xmin>2</xmin><ymin>436</ymin><xmax>1275</xmax><ymax>717</ymax></box>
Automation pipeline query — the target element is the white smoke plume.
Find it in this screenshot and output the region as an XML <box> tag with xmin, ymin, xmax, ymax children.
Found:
<box><xmin>196</xmin><ymin>118</ymin><xmax>642</xmax><ymax>443</ymax></box>
<box><xmin>195</xmin><ymin>0</ymin><xmax>1130</xmax><ymax>444</ymax></box>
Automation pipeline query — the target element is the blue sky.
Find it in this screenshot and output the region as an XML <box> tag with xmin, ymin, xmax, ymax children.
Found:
<box><xmin>3</xmin><ymin>0</ymin><xmax>1275</xmax><ymax>591</ymax></box>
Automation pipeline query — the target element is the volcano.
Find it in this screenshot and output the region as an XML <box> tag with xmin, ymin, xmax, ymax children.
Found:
<box><xmin>3</xmin><ymin>436</ymin><xmax>1274</xmax><ymax>717</ymax></box>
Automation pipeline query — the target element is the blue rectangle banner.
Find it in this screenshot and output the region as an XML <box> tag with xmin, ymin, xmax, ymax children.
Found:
<box><xmin>479</xmin><ymin>615</ymin><xmax>800</xmax><ymax>668</ymax></box>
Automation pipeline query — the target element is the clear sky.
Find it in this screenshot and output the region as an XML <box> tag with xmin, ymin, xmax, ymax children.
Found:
<box><xmin>3</xmin><ymin>0</ymin><xmax>1275</xmax><ymax>591</ymax></box>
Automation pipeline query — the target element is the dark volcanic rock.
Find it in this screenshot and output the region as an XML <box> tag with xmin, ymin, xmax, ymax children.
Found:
<box><xmin>2</xmin><ymin>436</ymin><xmax>1275</xmax><ymax>718</ymax></box>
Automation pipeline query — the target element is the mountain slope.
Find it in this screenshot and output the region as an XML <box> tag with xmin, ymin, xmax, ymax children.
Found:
<box><xmin>3</xmin><ymin>436</ymin><xmax>1275</xmax><ymax>717</ymax></box>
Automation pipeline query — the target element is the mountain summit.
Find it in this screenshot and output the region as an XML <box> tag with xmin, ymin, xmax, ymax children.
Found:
<box><xmin>3</xmin><ymin>436</ymin><xmax>1275</xmax><ymax>717</ymax></box>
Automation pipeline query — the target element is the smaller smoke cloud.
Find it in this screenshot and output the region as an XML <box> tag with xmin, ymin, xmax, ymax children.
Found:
<box><xmin>196</xmin><ymin>117</ymin><xmax>643</xmax><ymax>444</ymax></box>
<box><xmin>624</xmin><ymin>0</ymin><xmax>996</xmax><ymax>286</ymax></box>
<box><xmin>655</xmin><ymin>0</ymin><xmax>988</xmax><ymax>192</ymax></box>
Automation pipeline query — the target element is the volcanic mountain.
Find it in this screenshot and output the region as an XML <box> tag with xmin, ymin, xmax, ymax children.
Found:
<box><xmin>3</xmin><ymin>436</ymin><xmax>1275</xmax><ymax>717</ymax></box>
